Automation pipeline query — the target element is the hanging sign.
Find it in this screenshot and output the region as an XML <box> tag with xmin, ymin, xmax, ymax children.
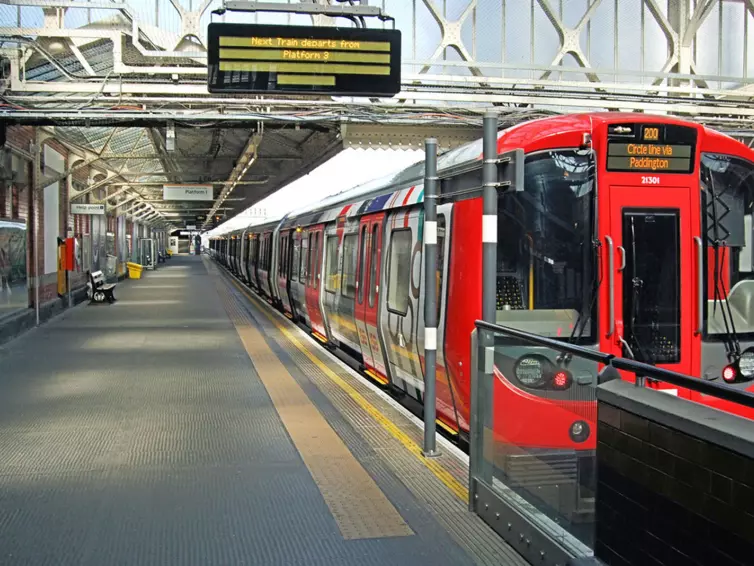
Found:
<box><xmin>163</xmin><ymin>184</ymin><xmax>213</xmax><ymax>201</ymax></box>
<box><xmin>207</xmin><ymin>23</ymin><xmax>402</xmax><ymax>97</ymax></box>
<box><xmin>71</xmin><ymin>203</ymin><xmax>105</xmax><ymax>215</ymax></box>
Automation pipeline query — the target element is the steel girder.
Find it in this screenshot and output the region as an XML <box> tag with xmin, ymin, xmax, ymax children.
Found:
<box><xmin>0</xmin><ymin>0</ymin><xmax>752</xmax><ymax>120</ymax></box>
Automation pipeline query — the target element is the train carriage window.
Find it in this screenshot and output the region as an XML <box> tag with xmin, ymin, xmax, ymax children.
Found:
<box><xmin>700</xmin><ymin>154</ymin><xmax>754</xmax><ymax>336</ymax></box>
<box><xmin>325</xmin><ymin>235</ymin><xmax>339</xmax><ymax>293</ymax></box>
<box><xmin>358</xmin><ymin>225</ymin><xmax>367</xmax><ymax>304</ymax></box>
<box><xmin>387</xmin><ymin>228</ymin><xmax>411</xmax><ymax>316</ymax></box>
<box><xmin>496</xmin><ymin>150</ymin><xmax>596</xmax><ymax>340</ymax></box>
<box><xmin>342</xmin><ymin>234</ymin><xmax>358</xmax><ymax>299</ymax></box>
<box><xmin>369</xmin><ymin>224</ymin><xmax>380</xmax><ymax>308</ymax></box>
<box><xmin>292</xmin><ymin>238</ymin><xmax>300</xmax><ymax>281</ymax></box>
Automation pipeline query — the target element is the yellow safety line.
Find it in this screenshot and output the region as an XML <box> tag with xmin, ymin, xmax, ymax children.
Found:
<box><xmin>226</xmin><ymin>275</ymin><xmax>469</xmax><ymax>502</ymax></box>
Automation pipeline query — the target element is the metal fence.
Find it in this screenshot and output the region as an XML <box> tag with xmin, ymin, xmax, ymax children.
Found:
<box><xmin>469</xmin><ymin>319</ymin><xmax>754</xmax><ymax>566</ymax></box>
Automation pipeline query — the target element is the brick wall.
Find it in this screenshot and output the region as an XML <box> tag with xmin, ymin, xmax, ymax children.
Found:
<box><xmin>596</xmin><ymin>380</ymin><xmax>754</xmax><ymax>566</ymax></box>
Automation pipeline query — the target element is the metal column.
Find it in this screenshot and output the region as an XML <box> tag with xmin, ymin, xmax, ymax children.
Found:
<box><xmin>32</xmin><ymin>132</ymin><xmax>41</xmax><ymax>326</ymax></box>
<box><xmin>422</xmin><ymin>138</ymin><xmax>440</xmax><ymax>458</ymax></box>
<box><xmin>482</xmin><ymin>112</ymin><xmax>498</xmax><ymax>327</ymax></box>
<box><xmin>479</xmin><ymin>112</ymin><xmax>498</xmax><ymax>477</ymax></box>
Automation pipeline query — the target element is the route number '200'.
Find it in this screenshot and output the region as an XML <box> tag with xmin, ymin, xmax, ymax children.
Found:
<box><xmin>641</xmin><ymin>176</ymin><xmax>661</xmax><ymax>185</ymax></box>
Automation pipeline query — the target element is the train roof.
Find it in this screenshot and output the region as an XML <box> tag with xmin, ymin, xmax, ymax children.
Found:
<box><xmin>234</xmin><ymin>112</ymin><xmax>753</xmax><ymax>234</ymax></box>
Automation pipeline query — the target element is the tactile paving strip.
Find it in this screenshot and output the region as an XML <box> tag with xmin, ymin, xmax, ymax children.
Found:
<box><xmin>215</xmin><ymin>274</ymin><xmax>414</xmax><ymax>541</ymax></box>
<box><xmin>215</xmin><ymin>266</ymin><xmax>528</xmax><ymax>566</ymax></box>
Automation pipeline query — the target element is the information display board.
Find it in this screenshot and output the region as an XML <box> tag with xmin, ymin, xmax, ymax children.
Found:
<box><xmin>207</xmin><ymin>23</ymin><xmax>402</xmax><ymax>96</ymax></box>
<box><xmin>606</xmin><ymin>123</ymin><xmax>697</xmax><ymax>173</ymax></box>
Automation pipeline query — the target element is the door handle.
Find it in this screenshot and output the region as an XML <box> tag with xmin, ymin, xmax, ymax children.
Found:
<box><xmin>694</xmin><ymin>236</ymin><xmax>703</xmax><ymax>335</ymax></box>
<box><xmin>617</xmin><ymin>246</ymin><xmax>626</xmax><ymax>272</ymax></box>
<box><xmin>605</xmin><ymin>236</ymin><xmax>614</xmax><ymax>337</ymax></box>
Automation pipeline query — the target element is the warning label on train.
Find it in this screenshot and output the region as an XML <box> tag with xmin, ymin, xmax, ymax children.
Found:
<box><xmin>606</xmin><ymin>142</ymin><xmax>693</xmax><ymax>173</ymax></box>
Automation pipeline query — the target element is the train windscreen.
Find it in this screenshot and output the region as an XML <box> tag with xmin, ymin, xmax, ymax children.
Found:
<box><xmin>701</xmin><ymin>153</ymin><xmax>754</xmax><ymax>337</ymax></box>
<box><xmin>496</xmin><ymin>150</ymin><xmax>596</xmax><ymax>341</ymax></box>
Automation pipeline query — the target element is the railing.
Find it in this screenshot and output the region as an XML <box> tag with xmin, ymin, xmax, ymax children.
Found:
<box><xmin>469</xmin><ymin>320</ymin><xmax>754</xmax><ymax>566</ymax></box>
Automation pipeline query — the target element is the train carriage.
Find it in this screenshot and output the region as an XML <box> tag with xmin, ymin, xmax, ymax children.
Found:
<box><xmin>210</xmin><ymin>112</ymin><xmax>754</xmax><ymax>541</ymax></box>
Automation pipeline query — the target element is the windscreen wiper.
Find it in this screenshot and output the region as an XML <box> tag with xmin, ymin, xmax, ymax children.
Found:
<box><xmin>708</xmin><ymin>175</ymin><xmax>742</xmax><ymax>362</ymax></box>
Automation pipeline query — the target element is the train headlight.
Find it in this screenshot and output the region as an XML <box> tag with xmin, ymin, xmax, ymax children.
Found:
<box><xmin>738</xmin><ymin>350</ymin><xmax>754</xmax><ymax>379</ymax></box>
<box><xmin>569</xmin><ymin>420</ymin><xmax>590</xmax><ymax>443</ymax></box>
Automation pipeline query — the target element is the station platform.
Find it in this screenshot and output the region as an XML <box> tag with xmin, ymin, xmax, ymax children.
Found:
<box><xmin>0</xmin><ymin>255</ymin><xmax>525</xmax><ymax>566</ymax></box>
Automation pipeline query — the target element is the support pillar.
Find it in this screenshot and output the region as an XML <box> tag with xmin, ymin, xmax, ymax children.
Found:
<box><xmin>422</xmin><ymin>137</ymin><xmax>440</xmax><ymax>458</ymax></box>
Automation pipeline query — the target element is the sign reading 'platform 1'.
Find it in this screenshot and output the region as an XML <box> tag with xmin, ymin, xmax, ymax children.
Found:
<box><xmin>163</xmin><ymin>184</ymin><xmax>213</xmax><ymax>201</ymax></box>
<box><xmin>71</xmin><ymin>203</ymin><xmax>105</xmax><ymax>215</ymax></box>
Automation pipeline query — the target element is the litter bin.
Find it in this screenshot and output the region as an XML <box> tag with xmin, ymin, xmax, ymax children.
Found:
<box><xmin>127</xmin><ymin>262</ymin><xmax>143</xmax><ymax>279</ymax></box>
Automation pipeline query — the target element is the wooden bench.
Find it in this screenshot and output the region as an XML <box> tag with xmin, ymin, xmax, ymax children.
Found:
<box><xmin>88</xmin><ymin>270</ymin><xmax>116</xmax><ymax>304</ymax></box>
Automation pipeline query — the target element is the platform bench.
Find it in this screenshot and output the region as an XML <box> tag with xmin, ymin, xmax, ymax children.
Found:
<box><xmin>88</xmin><ymin>270</ymin><xmax>116</xmax><ymax>304</ymax></box>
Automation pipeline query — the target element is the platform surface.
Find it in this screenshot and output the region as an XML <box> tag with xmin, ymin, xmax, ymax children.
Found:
<box><xmin>0</xmin><ymin>255</ymin><xmax>525</xmax><ymax>566</ymax></box>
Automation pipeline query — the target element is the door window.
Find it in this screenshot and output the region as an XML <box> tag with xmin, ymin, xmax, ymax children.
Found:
<box><xmin>325</xmin><ymin>235</ymin><xmax>339</xmax><ymax>293</ymax></box>
<box><xmin>622</xmin><ymin>210</ymin><xmax>681</xmax><ymax>364</ymax></box>
<box><xmin>387</xmin><ymin>228</ymin><xmax>411</xmax><ymax>315</ymax></box>
<box><xmin>369</xmin><ymin>224</ymin><xmax>380</xmax><ymax>308</ymax></box>
<box><xmin>342</xmin><ymin>234</ymin><xmax>358</xmax><ymax>299</ymax></box>
<box><xmin>310</xmin><ymin>232</ymin><xmax>320</xmax><ymax>286</ymax></box>
<box><xmin>358</xmin><ymin>225</ymin><xmax>367</xmax><ymax>304</ymax></box>
<box><xmin>292</xmin><ymin>238</ymin><xmax>300</xmax><ymax>281</ymax></box>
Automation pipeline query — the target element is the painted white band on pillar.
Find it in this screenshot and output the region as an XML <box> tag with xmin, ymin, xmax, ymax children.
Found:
<box><xmin>424</xmin><ymin>327</ymin><xmax>437</xmax><ymax>350</ymax></box>
<box><xmin>425</xmin><ymin>221</ymin><xmax>437</xmax><ymax>245</ymax></box>
<box><xmin>484</xmin><ymin>346</ymin><xmax>495</xmax><ymax>374</ymax></box>
<box><xmin>482</xmin><ymin>214</ymin><xmax>497</xmax><ymax>243</ymax></box>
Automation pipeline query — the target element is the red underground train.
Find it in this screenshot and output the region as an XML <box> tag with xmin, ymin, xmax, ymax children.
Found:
<box><xmin>210</xmin><ymin>113</ymin><xmax>754</xmax><ymax>533</ymax></box>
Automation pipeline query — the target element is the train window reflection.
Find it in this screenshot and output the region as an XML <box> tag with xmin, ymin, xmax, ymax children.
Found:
<box><xmin>496</xmin><ymin>150</ymin><xmax>596</xmax><ymax>341</ymax></box>
<box><xmin>700</xmin><ymin>154</ymin><xmax>754</xmax><ymax>336</ymax></box>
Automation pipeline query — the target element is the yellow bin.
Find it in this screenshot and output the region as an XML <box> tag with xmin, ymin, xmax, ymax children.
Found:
<box><xmin>127</xmin><ymin>262</ymin><xmax>143</xmax><ymax>279</ymax></box>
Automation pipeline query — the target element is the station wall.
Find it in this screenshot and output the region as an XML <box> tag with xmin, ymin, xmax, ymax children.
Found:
<box><xmin>0</xmin><ymin>125</ymin><xmax>149</xmax><ymax>324</ymax></box>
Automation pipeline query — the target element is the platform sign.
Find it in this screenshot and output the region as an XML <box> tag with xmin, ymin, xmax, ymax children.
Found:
<box><xmin>71</xmin><ymin>203</ymin><xmax>105</xmax><ymax>215</ymax></box>
<box><xmin>207</xmin><ymin>23</ymin><xmax>402</xmax><ymax>97</ymax></box>
<box><xmin>163</xmin><ymin>184</ymin><xmax>213</xmax><ymax>201</ymax></box>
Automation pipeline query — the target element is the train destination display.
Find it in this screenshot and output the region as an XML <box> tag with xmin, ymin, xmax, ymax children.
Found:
<box><xmin>606</xmin><ymin>123</ymin><xmax>696</xmax><ymax>173</ymax></box>
<box><xmin>207</xmin><ymin>23</ymin><xmax>401</xmax><ymax>96</ymax></box>
<box><xmin>607</xmin><ymin>142</ymin><xmax>693</xmax><ymax>172</ymax></box>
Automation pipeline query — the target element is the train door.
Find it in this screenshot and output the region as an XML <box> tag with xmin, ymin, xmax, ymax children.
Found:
<box><xmin>607</xmin><ymin>185</ymin><xmax>697</xmax><ymax>393</ymax></box>
<box><xmin>305</xmin><ymin>225</ymin><xmax>328</xmax><ymax>341</ymax></box>
<box><xmin>240</xmin><ymin>231</ymin><xmax>249</xmax><ymax>281</ymax></box>
<box><xmin>278</xmin><ymin>231</ymin><xmax>294</xmax><ymax>318</ymax></box>
<box><xmin>382</xmin><ymin>209</ymin><xmax>425</xmax><ymax>398</ymax></box>
<box><xmin>296</xmin><ymin>230</ymin><xmax>310</xmax><ymax>326</ymax></box>
<box><xmin>355</xmin><ymin>214</ymin><xmax>389</xmax><ymax>383</ymax></box>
